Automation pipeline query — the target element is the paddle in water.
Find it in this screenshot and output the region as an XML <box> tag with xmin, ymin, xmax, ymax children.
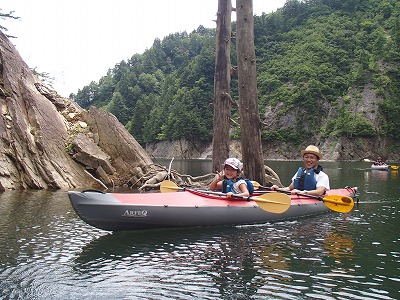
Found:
<box><xmin>251</xmin><ymin>181</ymin><xmax>354</xmax><ymax>213</ymax></box>
<box><xmin>159</xmin><ymin>180</ymin><xmax>291</xmax><ymax>214</ymax></box>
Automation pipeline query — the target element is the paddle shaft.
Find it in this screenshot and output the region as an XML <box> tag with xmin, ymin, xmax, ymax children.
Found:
<box><xmin>252</xmin><ymin>182</ymin><xmax>354</xmax><ymax>208</ymax></box>
<box><xmin>192</xmin><ymin>188</ymin><xmax>287</xmax><ymax>205</ymax></box>
<box><xmin>253</xmin><ymin>183</ymin><xmax>323</xmax><ymax>199</ymax></box>
<box><xmin>161</xmin><ymin>182</ymin><xmax>282</xmax><ymax>203</ymax></box>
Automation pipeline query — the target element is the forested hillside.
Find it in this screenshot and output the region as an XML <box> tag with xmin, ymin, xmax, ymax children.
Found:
<box><xmin>71</xmin><ymin>0</ymin><xmax>400</xmax><ymax>148</ymax></box>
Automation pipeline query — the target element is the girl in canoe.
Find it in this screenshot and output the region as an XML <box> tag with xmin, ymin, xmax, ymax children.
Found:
<box><xmin>271</xmin><ymin>145</ymin><xmax>330</xmax><ymax>196</ymax></box>
<box><xmin>210</xmin><ymin>158</ymin><xmax>251</xmax><ymax>198</ymax></box>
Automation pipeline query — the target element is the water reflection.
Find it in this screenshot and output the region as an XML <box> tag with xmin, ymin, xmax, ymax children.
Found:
<box><xmin>323</xmin><ymin>233</ymin><xmax>354</xmax><ymax>259</ymax></box>
<box><xmin>75</xmin><ymin>227</ymin><xmax>219</xmax><ymax>263</ymax></box>
<box><xmin>390</xmin><ymin>169</ymin><xmax>398</xmax><ymax>180</ymax></box>
<box><xmin>370</xmin><ymin>169</ymin><xmax>389</xmax><ymax>181</ymax></box>
<box><xmin>1</xmin><ymin>161</ymin><xmax>399</xmax><ymax>299</ymax></box>
<box><xmin>74</xmin><ymin>226</ymin><xmax>267</xmax><ymax>298</ymax></box>
<box><xmin>258</xmin><ymin>246</ymin><xmax>289</xmax><ymax>271</ymax></box>
<box><xmin>73</xmin><ymin>219</ymin><xmax>368</xmax><ymax>299</ymax></box>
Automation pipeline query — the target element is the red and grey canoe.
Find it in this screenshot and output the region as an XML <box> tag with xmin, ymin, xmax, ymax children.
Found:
<box><xmin>68</xmin><ymin>187</ymin><xmax>357</xmax><ymax>231</ymax></box>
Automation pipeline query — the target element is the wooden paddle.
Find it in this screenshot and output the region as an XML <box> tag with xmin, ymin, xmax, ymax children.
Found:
<box><xmin>159</xmin><ymin>180</ymin><xmax>291</xmax><ymax>214</ymax></box>
<box><xmin>251</xmin><ymin>181</ymin><xmax>354</xmax><ymax>213</ymax></box>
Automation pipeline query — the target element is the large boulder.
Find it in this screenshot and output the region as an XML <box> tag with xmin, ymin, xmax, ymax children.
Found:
<box><xmin>0</xmin><ymin>31</ymin><xmax>153</xmax><ymax>190</ymax></box>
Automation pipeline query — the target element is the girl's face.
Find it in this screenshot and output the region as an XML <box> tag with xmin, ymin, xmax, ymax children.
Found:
<box><xmin>224</xmin><ymin>165</ymin><xmax>239</xmax><ymax>179</ymax></box>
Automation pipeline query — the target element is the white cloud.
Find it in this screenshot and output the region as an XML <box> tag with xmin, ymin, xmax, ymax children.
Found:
<box><xmin>2</xmin><ymin>0</ymin><xmax>285</xmax><ymax>97</ymax></box>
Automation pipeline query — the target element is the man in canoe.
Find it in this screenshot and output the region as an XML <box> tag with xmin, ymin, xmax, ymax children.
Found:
<box><xmin>271</xmin><ymin>145</ymin><xmax>330</xmax><ymax>196</ymax></box>
<box><xmin>210</xmin><ymin>158</ymin><xmax>251</xmax><ymax>198</ymax></box>
<box><xmin>373</xmin><ymin>157</ymin><xmax>385</xmax><ymax>165</ymax></box>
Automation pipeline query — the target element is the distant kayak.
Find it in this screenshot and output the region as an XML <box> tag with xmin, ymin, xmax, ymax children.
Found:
<box><xmin>371</xmin><ymin>164</ymin><xmax>389</xmax><ymax>171</ymax></box>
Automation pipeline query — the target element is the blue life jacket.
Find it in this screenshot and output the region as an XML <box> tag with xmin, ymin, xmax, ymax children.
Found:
<box><xmin>222</xmin><ymin>178</ymin><xmax>254</xmax><ymax>195</ymax></box>
<box><xmin>293</xmin><ymin>167</ymin><xmax>318</xmax><ymax>190</ymax></box>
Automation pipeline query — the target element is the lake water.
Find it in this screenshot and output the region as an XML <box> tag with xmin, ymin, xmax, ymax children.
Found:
<box><xmin>1</xmin><ymin>160</ymin><xmax>399</xmax><ymax>299</ymax></box>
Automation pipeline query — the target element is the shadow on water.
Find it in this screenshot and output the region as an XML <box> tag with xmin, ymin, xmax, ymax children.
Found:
<box><xmin>74</xmin><ymin>226</ymin><xmax>232</xmax><ymax>263</ymax></box>
<box><xmin>72</xmin><ymin>225</ymin><xmax>272</xmax><ymax>298</ymax></box>
<box><xmin>75</xmin><ymin>217</ymin><xmax>354</xmax><ymax>264</ymax></box>
<box><xmin>71</xmin><ymin>216</ymin><xmax>373</xmax><ymax>299</ymax></box>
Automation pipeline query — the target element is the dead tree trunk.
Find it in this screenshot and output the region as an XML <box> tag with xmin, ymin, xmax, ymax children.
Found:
<box><xmin>212</xmin><ymin>0</ymin><xmax>232</xmax><ymax>172</ymax></box>
<box><xmin>235</xmin><ymin>0</ymin><xmax>265</xmax><ymax>184</ymax></box>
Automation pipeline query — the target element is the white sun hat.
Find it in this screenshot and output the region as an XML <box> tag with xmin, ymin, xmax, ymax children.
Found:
<box><xmin>223</xmin><ymin>158</ymin><xmax>243</xmax><ymax>171</ymax></box>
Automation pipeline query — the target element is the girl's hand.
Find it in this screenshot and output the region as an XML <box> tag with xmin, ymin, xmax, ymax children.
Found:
<box><xmin>226</xmin><ymin>192</ymin><xmax>233</xmax><ymax>198</ymax></box>
<box><xmin>210</xmin><ymin>171</ymin><xmax>224</xmax><ymax>190</ymax></box>
<box><xmin>270</xmin><ymin>185</ymin><xmax>279</xmax><ymax>190</ymax></box>
<box><xmin>215</xmin><ymin>171</ymin><xmax>224</xmax><ymax>181</ymax></box>
<box><xmin>291</xmin><ymin>189</ymin><xmax>301</xmax><ymax>195</ymax></box>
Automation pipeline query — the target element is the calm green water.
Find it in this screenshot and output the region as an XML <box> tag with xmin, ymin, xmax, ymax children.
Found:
<box><xmin>1</xmin><ymin>161</ymin><xmax>399</xmax><ymax>299</ymax></box>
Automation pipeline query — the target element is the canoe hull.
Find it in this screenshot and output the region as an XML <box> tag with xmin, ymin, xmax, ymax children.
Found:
<box><xmin>371</xmin><ymin>164</ymin><xmax>389</xmax><ymax>170</ymax></box>
<box><xmin>68</xmin><ymin>188</ymin><xmax>357</xmax><ymax>231</ymax></box>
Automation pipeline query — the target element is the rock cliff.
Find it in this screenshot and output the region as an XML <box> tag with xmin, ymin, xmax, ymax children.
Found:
<box><xmin>0</xmin><ymin>32</ymin><xmax>153</xmax><ymax>191</ymax></box>
<box><xmin>146</xmin><ymin>136</ymin><xmax>399</xmax><ymax>162</ymax></box>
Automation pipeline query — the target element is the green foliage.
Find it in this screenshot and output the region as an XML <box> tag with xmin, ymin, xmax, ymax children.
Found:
<box><xmin>230</xmin><ymin>126</ymin><xmax>241</xmax><ymax>140</ymax></box>
<box><xmin>321</xmin><ymin>110</ymin><xmax>377</xmax><ymax>137</ymax></box>
<box><xmin>380</xmin><ymin>100</ymin><xmax>400</xmax><ymax>138</ymax></box>
<box><xmin>31</xmin><ymin>67</ymin><xmax>55</xmax><ymax>88</ymax></box>
<box><xmin>65</xmin><ymin>143</ymin><xmax>74</xmax><ymax>155</ymax></box>
<box><xmin>70</xmin><ymin>0</ymin><xmax>400</xmax><ymax>143</ymax></box>
<box><xmin>262</xmin><ymin>128</ymin><xmax>304</xmax><ymax>144</ymax></box>
<box><xmin>106</xmin><ymin>92</ymin><xmax>130</xmax><ymax>124</ymax></box>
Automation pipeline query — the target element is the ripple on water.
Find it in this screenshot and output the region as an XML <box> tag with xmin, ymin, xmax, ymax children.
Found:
<box><xmin>1</xmin><ymin>189</ymin><xmax>400</xmax><ymax>299</ymax></box>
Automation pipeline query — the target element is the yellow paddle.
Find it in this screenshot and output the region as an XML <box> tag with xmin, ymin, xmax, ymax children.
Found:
<box><xmin>159</xmin><ymin>180</ymin><xmax>291</xmax><ymax>214</ymax></box>
<box><xmin>390</xmin><ymin>165</ymin><xmax>398</xmax><ymax>170</ymax></box>
<box><xmin>251</xmin><ymin>181</ymin><xmax>354</xmax><ymax>213</ymax></box>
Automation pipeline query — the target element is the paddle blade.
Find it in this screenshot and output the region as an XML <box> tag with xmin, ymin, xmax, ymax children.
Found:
<box><xmin>322</xmin><ymin>195</ymin><xmax>354</xmax><ymax>213</ymax></box>
<box><xmin>253</xmin><ymin>193</ymin><xmax>291</xmax><ymax>214</ymax></box>
<box><xmin>251</xmin><ymin>181</ymin><xmax>261</xmax><ymax>190</ymax></box>
<box><xmin>160</xmin><ymin>180</ymin><xmax>181</xmax><ymax>193</ymax></box>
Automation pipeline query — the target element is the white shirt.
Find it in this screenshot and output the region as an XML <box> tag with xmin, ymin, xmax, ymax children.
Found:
<box><xmin>231</xmin><ymin>178</ymin><xmax>247</xmax><ymax>194</ymax></box>
<box><xmin>291</xmin><ymin>170</ymin><xmax>330</xmax><ymax>190</ymax></box>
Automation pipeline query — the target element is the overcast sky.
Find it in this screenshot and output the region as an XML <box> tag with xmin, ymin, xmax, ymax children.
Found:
<box><xmin>2</xmin><ymin>0</ymin><xmax>286</xmax><ymax>97</ymax></box>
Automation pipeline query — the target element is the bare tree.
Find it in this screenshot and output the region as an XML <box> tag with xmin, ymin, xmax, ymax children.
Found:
<box><xmin>0</xmin><ymin>9</ymin><xmax>20</xmax><ymax>38</ymax></box>
<box><xmin>212</xmin><ymin>0</ymin><xmax>232</xmax><ymax>172</ymax></box>
<box><xmin>235</xmin><ymin>0</ymin><xmax>265</xmax><ymax>184</ymax></box>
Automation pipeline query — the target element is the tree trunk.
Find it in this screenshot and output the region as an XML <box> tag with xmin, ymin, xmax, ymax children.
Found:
<box><xmin>235</xmin><ymin>0</ymin><xmax>265</xmax><ymax>184</ymax></box>
<box><xmin>212</xmin><ymin>0</ymin><xmax>232</xmax><ymax>172</ymax></box>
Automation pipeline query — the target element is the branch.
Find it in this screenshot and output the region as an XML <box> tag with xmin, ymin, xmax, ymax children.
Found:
<box><xmin>0</xmin><ymin>11</ymin><xmax>20</xmax><ymax>20</ymax></box>
<box><xmin>84</xmin><ymin>170</ymin><xmax>108</xmax><ymax>189</ymax></box>
<box><xmin>230</xmin><ymin>117</ymin><xmax>240</xmax><ymax>126</ymax></box>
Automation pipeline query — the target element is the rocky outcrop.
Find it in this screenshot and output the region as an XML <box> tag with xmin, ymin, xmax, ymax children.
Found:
<box><xmin>145</xmin><ymin>139</ymin><xmax>213</xmax><ymax>159</ymax></box>
<box><xmin>146</xmin><ymin>137</ymin><xmax>400</xmax><ymax>162</ymax></box>
<box><xmin>0</xmin><ymin>31</ymin><xmax>153</xmax><ymax>191</ymax></box>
